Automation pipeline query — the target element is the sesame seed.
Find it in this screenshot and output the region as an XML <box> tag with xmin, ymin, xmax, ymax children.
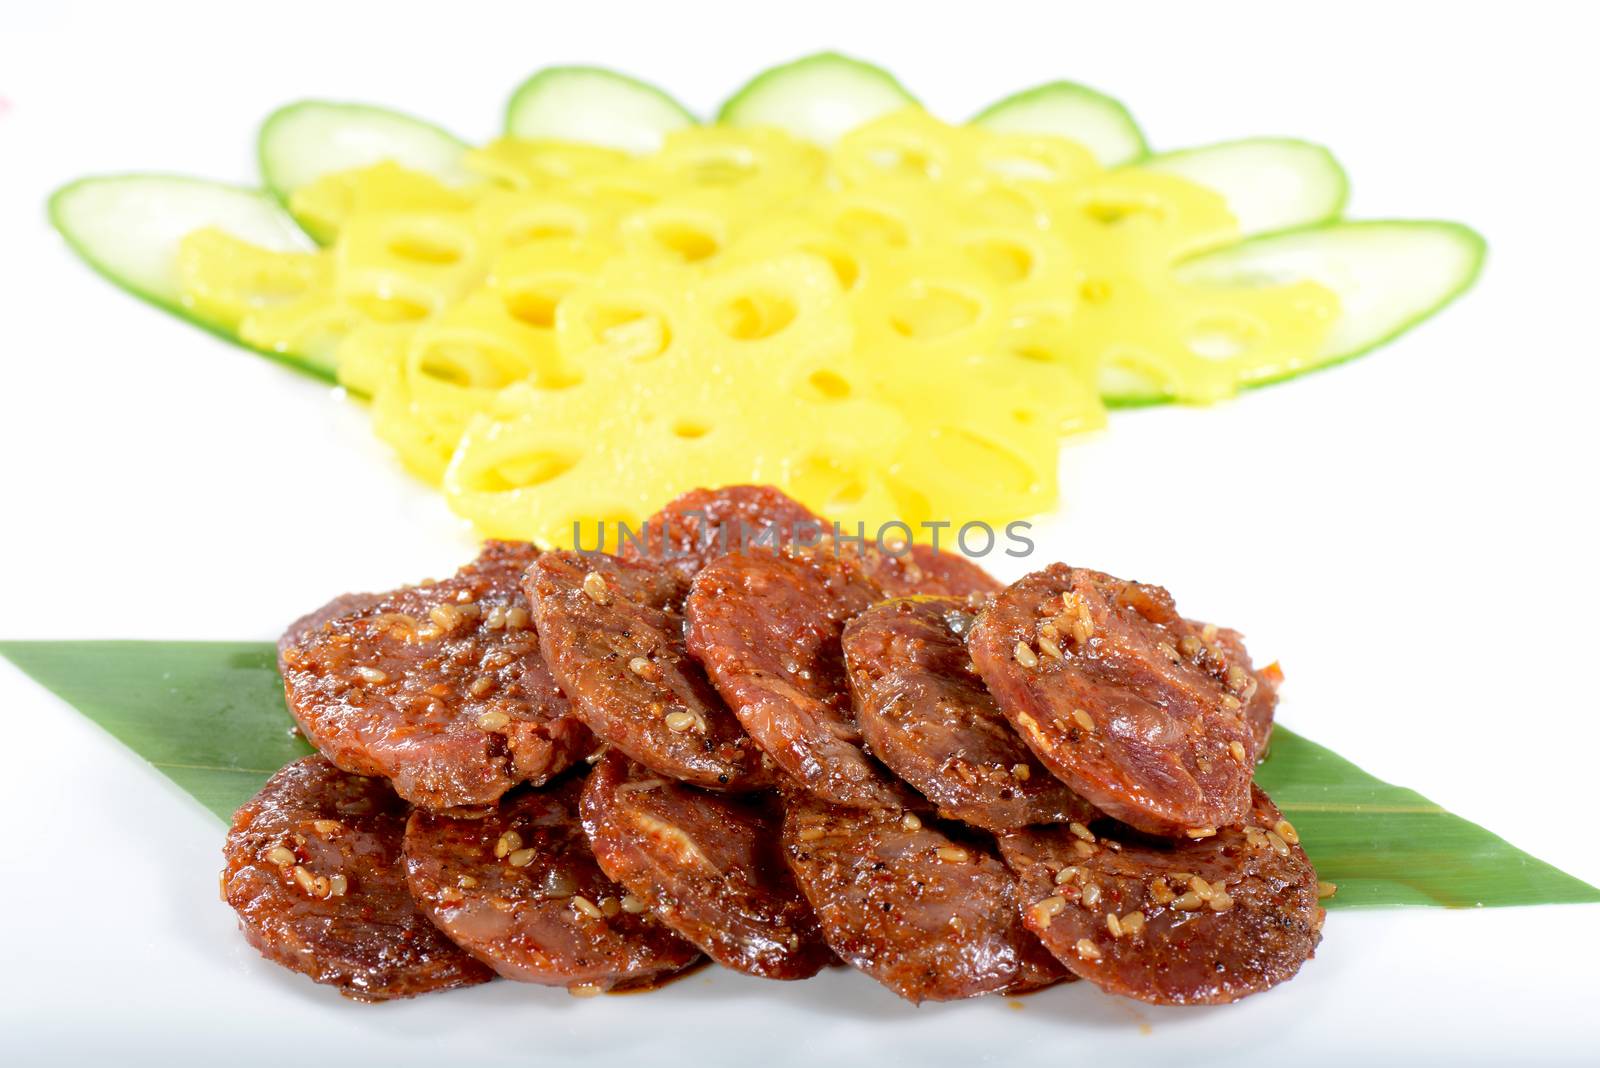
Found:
<box><xmin>901</xmin><ymin>813</ymin><xmax>922</xmax><ymax>831</ymax></box>
<box><xmin>1220</xmin><ymin>694</ymin><xmax>1243</xmax><ymax>711</ymax></box>
<box><xmin>1068</xmin><ymin>822</ymin><xmax>1095</xmax><ymax>843</ymax></box>
<box><xmin>291</xmin><ymin>866</ymin><xmax>317</xmax><ymax>896</ymax></box>
<box><xmin>664</xmin><ymin>710</ymin><xmax>698</xmax><ymax>733</ymax></box>
<box><xmin>266</xmin><ymin>846</ymin><xmax>296</xmax><ymax>866</ymax></box>
<box><xmin>1037</xmin><ymin>632</ymin><xmax>1063</xmax><ymax>660</ymax></box>
<box><xmin>1208</xmin><ymin>891</ymin><xmax>1234</xmax><ymax>911</ymax></box>
<box><xmin>311</xmin><ymin>819</ymin><xmax>341</xmax><ymax>835</ymax></box>
<box><xmin>1013</xmin><ymin>641</ymin><xmax>1039</xmax><ymax>668</ymax></box>
<box><xmin>312</xmin><ymin>875</ymin><xmax>331</xmax><ymax>897</ymax></box>
<box><xmin>1054</xmin><ymin>866</ymin><xmax>1081</xmax><ymax>886</ymax></box>
<box><xmin>483</xmin><ymin>605</ymin><xmax>508</xmax><ymax>630</ymax></box>
<box><xmin>1171</xmin><ymin>891</ymin><xmax>1204</xmax><ymax>911</ymax></box>
<box><xmin>1226</xmin><ymin>665</ymin><xmax>1252</xmax><ymax>695</ymax></box>
<box><xmin>936</xmin><ymin>846</ymin><xmax>970</xmax><ymax>863</ymax></box>
<box><xmin>1317</xmin><ymin>881</ymin><xmax>1338</xmax><ymax>899</ymax></box>
<box><xmin>1189</xmin><ymin>876</ymin><xmax>1214</xmax><ymax>900</ymax></box>
<box><xmin>572</xmin><ymin>896</ymin><xmax>605</xmax><ymax>920</ymax></box>
<box><xmin>507</xmin><ymin>847</ymin><xmax>537</xmax><ymax>868</ymax></box>
<box><xmin>582</xmin><ymin>572</ymin><xmax>610</xmax><ymax>604</ymax></box>
<box><xmin>1274</xmin><ymin>819</ymin><xmax>1300</xmax><ymax>845</ymax></box>
<box><xmin>1266</xmin><ymin>831</ymin><xmax>1291</xmax><ymax>856</ymax></box>
<box><xmin>1201</xmin><ymin>623</ymin><xmax>1218</xmax><ymax>642</ymax></box>
<box><xmin>621</xmin><ymin>894</ymin><xmax>647</xmax><ymax>913</ymax></box>
<box><xmin>504</xmin><ymin>606</ymin><xmax>530</xmax><ymax>630</ymax></box>
<box><xmin>1149</xmin><ymin>878</ymin><xmax>1175</xmax><ymax>905</ymax></box>
<box><xmin>468</xmin><ymin>675</ymin><xmax>495</xmax><ymax>697</ymax></box>
<box><xmin>628</xmin><ymin>656</ymin><xmax>653</xmax><ymax>676</ymax></box>
<box><xmin>477</xmin><ymin>710</ymin><xmax>511</xmax><ymax>731</ymax></box>
<box><xmin>798</xmin><ymin>826</ymin><xmax>825</xmax><ymax>842</ymax></box>
<box><xmin>1010</xmin><ymin>763</ymin><xmax>1031</xmax><ymax>781</ymax></box>
<box><xmin>1071</xmin><ymin>839</ymin><xmax>1097</xmax><ymax>858</ymax></box>
<box><xmin>601</xmin><ymin>896</ymin><xmax>621</xmax><ymax>917</ymax></box>
<box><xmin>1072</xmin><ymin>709</ymin><xmax>1096</xmax><ymax>733</ymax></box>
<box><xmin>495</xmin><ymin>831</ymin><xmax>523</xmax><ymax>859</ymax></box>
<box><xmin>568</xmin><ymin>983</ymin><xmax>604</xmax><ymax>999</ymax></box>
<box><xmin>353</xmin><ymin>666</ymin><xmax>387</xmax><ymax>684</ymax></box>
<box><xmin>1075</xmin><ymin>938</ymin><xmax>1102</xmax><ymax>960</ymax></box>
<box><xmin>328</xmin><ymin>874</ymin><xmax>348</xmax><ymax>897</ymax></box>
<box><xmin>1029</xmin><ymin>895</ymin><xmax>1066</xmax><ymax>927</ymax></box>
<box><xmin>429</xmin><ymin>604</ymin><xmax>462</xmax><ymax>632</ymax></box>
<box><xmin>1178</xmin><ymin>635</ymin><xmax>1202</xmax><ymax>657</ymax></box>
<box><xmin>1229</xmin><ymin>741</ymin><xmax>1248</xmax><ymax>763</ymax></box>
<box><xmin>1081</xmin><ymin>881</ymin><xmax>1102</xmax><ymax>908</ymax></box>
<box><xmin>1121</xmin><ymin>911</ymin><xmax>1146</xmax><ymax>935</ymax></box>
<box><xmin>1185</xmin><ymin>827</ymin><xmax>1217</xmax><ymax>840</ymax></box>
<box><xmin>459</xmin><ymin>875</ymin><xmax>478</xmax><ymax>888</ymax></box>
<box><xmin>1105</xmin><ymin>912</ymin><xmax>1123</xmax><ymax>937</ymax></box>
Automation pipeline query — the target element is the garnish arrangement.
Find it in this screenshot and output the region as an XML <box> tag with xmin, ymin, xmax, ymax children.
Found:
<box><xmin>48</xmin><ymin>53</ymin><xmax>1482</xmax><ymax>545</ymax></box>
<box><xmin>3</xmin><ymin>487</ymin><xmax>1595</xmax><ymax>1009</ymax></box>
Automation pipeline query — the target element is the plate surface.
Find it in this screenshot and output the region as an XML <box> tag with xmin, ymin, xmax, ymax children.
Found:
<box><xmin>2</xmin><ymin>3</ymin><xmax>1598</xmax><ymax>1064</ymax></box>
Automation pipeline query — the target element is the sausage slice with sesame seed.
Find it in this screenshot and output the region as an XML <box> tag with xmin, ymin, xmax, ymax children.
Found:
<box><xmin>222</xmin><ymin>756</ymin><xmax>494</xmax><ymax>1001</ymax></box>
<box><xmin>581</xmin><ymin>750</ymin><xmax>831</xmax><ymax>980</ymax></box>
<box><xmin>780</xmin><ymin>794</ymin><xmax>1070</xmax><ymax>1002</ymax></box>
<box><xmin>858</xmin><ymin>544</ymin><xmax>1004</xmax><ymax>599</ymax></box>
<box><xmin>843</xmin><ymin>596</ymin><xmax>1097</xmax><ymax>832</ymax></box>
<box><xmin>403</xmin><ymin>774</ymin><xmax>701</xmax><ymax>992</ymax></box>
<box><xmin>685</xmin><ymin>546</ymin><xmax>913</xmax><ymax>809</ymax></box>
<box><xmin>968</xmin><ymin>564</ymin><xmax>1259</xmax><ymax>836</ymax></box>
<box><xmin>999</xmin><ymin>786</ymin><xmax>1322</xmax><ymax>1005</ymax></box>
<box><xmin>622</xmin><ymin>484</ymin><xmax>828</xmax><ymax>581</ymax></box>
<box><xmin>527</xmin><ymin>551</ymin><xmax>770</xmax><ymax>791</ymax></box>
<box><xmin>278</xmin><ymin>541</ymin><xmax>591</xmax><ymax>811</ymax></box>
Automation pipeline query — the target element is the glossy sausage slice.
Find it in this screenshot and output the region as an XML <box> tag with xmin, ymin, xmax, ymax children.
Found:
<box><xmin>581</xmin><ymin>751</ymin><xmax>830</xmax><ymax>979</ymax></box>
<box><xmin>781</xmin><ymin>795</ymin><xmax>1070</xmax><ymax>1002</ymax></box>
<box><xmin>222</xmin><ymin>756</ymin><xmax>493</xmax><ymax>1001</ymax></box>
<box><xmin>969</xmin><ymin>565</ymin><xmax>1257</xmax><ymax>835</ymax></box>
<box><xmin>528</xmin><ymin>551</ymin><xmax>770</xmax><ymax>791</ymax></box>
<box><xmin>622</xmin><ymin>484</ymin><xmax>827</xmax><ymax>580</ymax></box>
<box><xmin>403</xmin><ymin>776</ymin><xmax>700</xmax><ymax>993</ymax></box>
<box><xmin>843</xmin><ymin>596</ymin><xmax>1096</xmax><ymax>831</ymax></box>
<box><xmin>860</xmin><ymin>544</ymin><xmax>1004</xmax><ymax>599</ymax></box>
<box><xmin>686</xmin><ymin>547</ymin><xmax>910</xmax><ymax>808</ymax></box>
<box><xmin>278</xmin><ymin>541</ymin><xmax>589</xmax><ymax>811</ymax></box>
<box><xmin>1000</xmin><ymin>787</ymin><xmax>1322</xmax><ymax>1005</ymax></box>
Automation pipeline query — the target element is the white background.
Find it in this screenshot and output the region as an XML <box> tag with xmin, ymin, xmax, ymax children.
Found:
<box><xmin>2</xmin><ymin>1</ymin><xmax>1597</xmax><ymax>1064</ymax></box>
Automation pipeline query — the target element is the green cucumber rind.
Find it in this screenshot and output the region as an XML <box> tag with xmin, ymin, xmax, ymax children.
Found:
<box><xmin>504</xmin><ymin>65</ymin><xmax>697</xmax><ymax>147</ymax></box>
<box><xmin>717</xmin><ymin>51</ymin><xmax>919</xmax><ymax>139</ymax></box>
<box><xmin>1103</xmin><ymin>220</ymin><xmax>1487</xmax><ymax>407</ymax></box>
<box><xmin>1139</xmin><ymin>137</ymin><xmax>1350</xmax><ymax>236</ymax></box>
<box><xmin>970</xmin><ymin>80</ymin><xmax>1149</xmax><ymax>166</ymax></box>
<box><xmin>258</xmin><ymin>100</ymin><xmax>471</xmax><ymax>241</ymax></box>
<box><xmin>47</xmin><ymin>175</ymin><xmax>338</xmax><ymax>386</ymax></box>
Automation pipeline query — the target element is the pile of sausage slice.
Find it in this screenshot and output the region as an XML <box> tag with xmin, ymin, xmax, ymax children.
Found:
<box><xmin>231</xmin><ymin>486</ymin><xmax>1323</xmax><ymax>1006</ymax></box>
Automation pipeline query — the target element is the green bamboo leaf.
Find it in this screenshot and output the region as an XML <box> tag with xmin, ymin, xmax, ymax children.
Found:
<box><xmin>3</xmin><ymin>641</ymin><xmax>1595</xmax><ymax>910</ymax></box>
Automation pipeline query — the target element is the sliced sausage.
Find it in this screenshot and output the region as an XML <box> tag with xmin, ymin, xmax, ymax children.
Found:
<box><xmin>403</xmin><ymin>775</ymin><xmax>700</xmax><ymax>992</ymax></box>
<box><xmin>843</xmin><ymin>596</ymin><xmax>1096</xmax><ymax>831</ymax></box>
<box><xmin>527</xmin><ymin>551</ymin><xmax>769</xmax><ymax>790</ymax></box>
<box><xmin>685</xmin><ymin>547</ymin><xmax>910</xmax><ymax>808</ymax></box>
<box><xmin>861</xmin><ymin>544</ymin><xmax>1004</xmax><ymax>599</ymax></box>
<box><xmin>1000</xmin><ymin>787</ymin><xmax>1322</xmax><ymax>1005</ymax></box>
<box><xmin>581</xmin><ymin>751</ymin><xmax>830</xmax><ymax>980</ymax></box>
<box><xmin>968</xmin><ymin>565</ymin><xmax>1257</xmax><ymax>835</ymax></box>
<box><xmin>1200</xmin><ymin>623</ymin><xmax>1281</xmax><ymax>755</ymax></box>
<box><xmin>278</xmin><ymin>540</ymin><xmax>590</xmax><ymax>811</ymax></box>
<box><xmin>781</xmin><ymin>795</ymin><xmax>1070</xmax><ymax>1002</ymax></box>
<box><xmin>222</xmin><ymin>756</ymin><xmax>494</xmax><ymax>1001</ymax></box>
<box><xmin>623</xmin><ymin>484</ymin><xmax>827</xmax><ymax>581</ymax></box>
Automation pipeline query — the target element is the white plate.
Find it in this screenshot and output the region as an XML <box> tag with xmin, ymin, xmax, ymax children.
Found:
<box><xmin>3</xmin><ymin>3</ymin><xmax>1599</xmax><ymax>1064</ymax></box>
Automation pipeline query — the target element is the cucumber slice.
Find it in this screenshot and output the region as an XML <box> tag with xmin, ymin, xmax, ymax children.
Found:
<box><xmin>719</xmin><ymin>52</ymin><xmax>918</xmax><ymax>145</ymax></box>
<box><xmin>1104</xmin><ymin>221</ymin><xmax>1485</xmax><ymax>406</ymax></box>
<box><xmin>47</xmin><ymin>175</ymin><xmax>333</xmax><ymax>381</ymax></box>
<box><xmin>259</xmin><ymin>101</ymin><xmax>471</xmax><ymax>207</ymax></box>
<box><xmin>972</xmin><ymin>81</ymin><xmax>1147</xmax><ymax>167</ymax></box>
<box><xmin>1140</xmin><ymin>138</ymin><xmax>1348</xmax><ymax>237</ymax></box>
<box><xmin>505</xmin><ymin>66</ymin><xmax>696</xmax><ymax>153</ymax></box>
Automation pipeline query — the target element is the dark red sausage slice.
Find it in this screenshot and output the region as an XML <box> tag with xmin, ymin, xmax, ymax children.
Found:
<box><xmin>403</xmin><ymin>776</ymin><xmax>700</xmax><ymax>993</ymax></box>
<box><xmin>781</xmin><ymin>795</ymin><xmax>1070</xmax><ymax>1002</ymax></box>
<box><xmin>581</xmin><ymin>751</ymin><xmax>830</xmax><ymax>980</ymax></box>
<box><xmin>1200</xmin><ymin>622</ymin><xmax>1280</xmax><ymax>756</ymax></box>
<box><xmin>969</xmin><ymin>565</ymin><xmax>1257</xmax><ymax>835</ymax></box>
<box><xmin>278</xmin><ymin>541</ymin><xmax>590</xmax><ymax>811</ymax></box>
<box><xmin>622</xmin><ymin>484</ymin><xmax>827</xmax><ymax>580</ymax></box>
<box><xmin>843</xmin><ymin>596</ymin><xmax>1096</xmax><ymax>831</ymax></box>
<box><xmin>222</xmin><ymin>756</ymin><xmax>494</xmax><ymax>1001</ymax></box>
<box><xmin>999</xmin><ymin>787</ymin><xmax>1322</xmax><ymax>1005</ymax></box>
<box><xmin>527</xmin><ymin>551</ymin><xmax>769</xmax><ymax>791</ymax></box>
<box><xmin>685</xmin><ymin>547</ymin><xmax>910</xmax><ymax>808</ymax></box>
<box><xmin>861</xmin><ymin>544</ymin><xmax>1004</xmax><ymax>599</ymax></box>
